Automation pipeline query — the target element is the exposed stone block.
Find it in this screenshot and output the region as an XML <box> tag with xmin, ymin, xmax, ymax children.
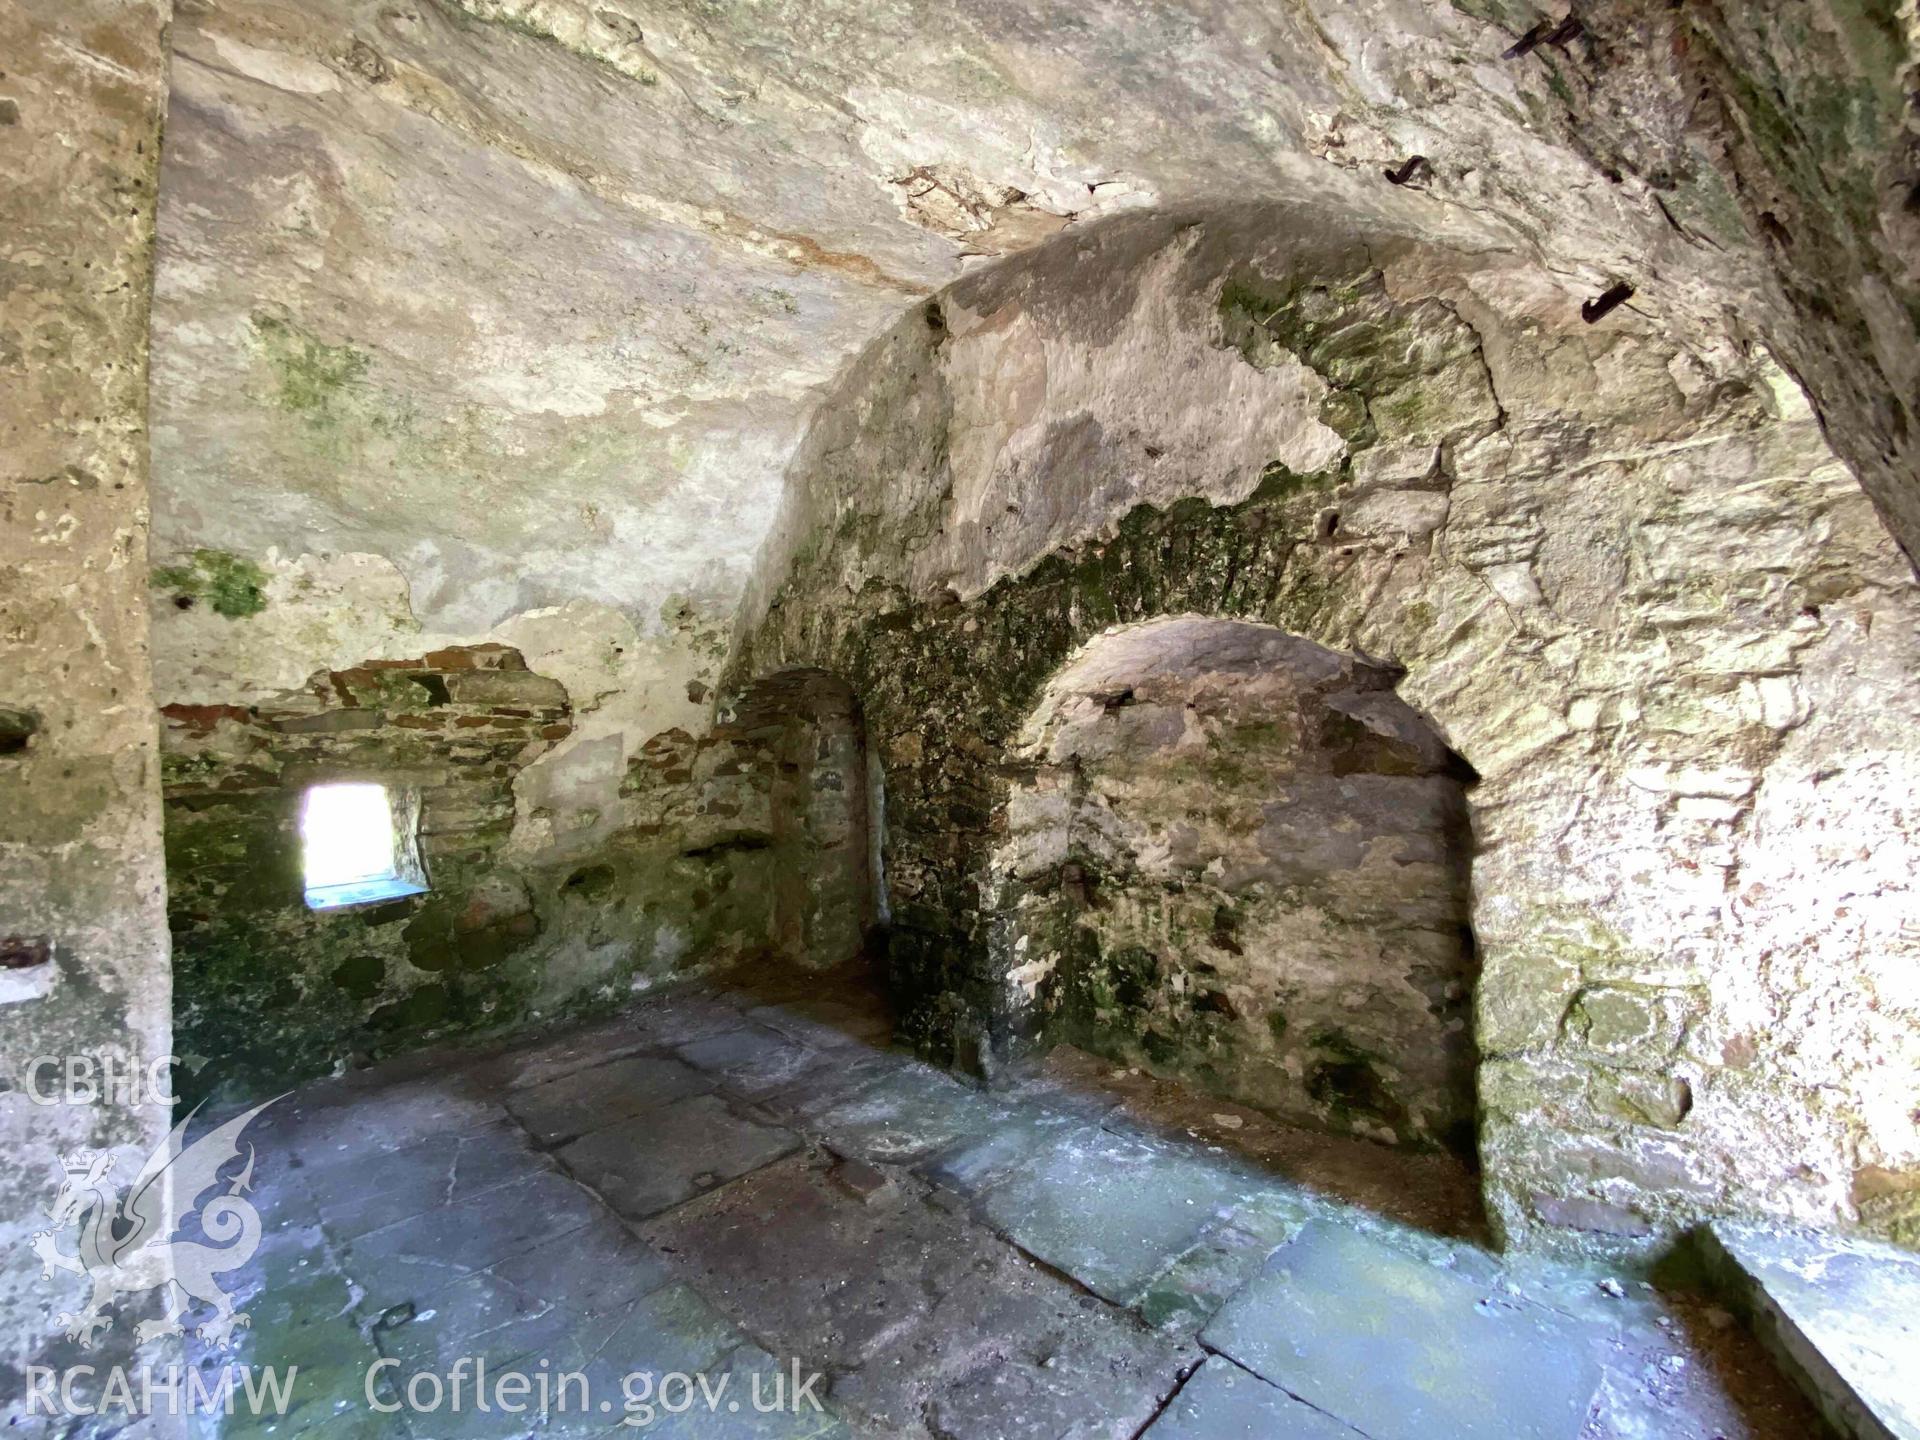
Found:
<box><xmin>445</xmin><ymin>670</ymin><xmax>570</xmax><ymax>707</ymax></box>
<box><xmin>1530</xmin><ymin>1192</ymin><xmax>1653</xmax><ymax>1238</ymax></box>
<box><xmin>276</xmin><ymin>709</ymin><xmax>386</xmax><ymax>734</ymax></box>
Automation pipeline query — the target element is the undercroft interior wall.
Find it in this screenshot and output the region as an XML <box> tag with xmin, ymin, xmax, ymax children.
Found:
<box><xmin>145</xmin><ymin>0</ymin><xmax>1920</xmax><ymax>1113</ymax></box>
<box><xmin>999</xmin><ymin>618</ymin><xmax>1479</xmax><ymax>1155</ymax></box>
<box><xmin>0</xmin><ymin>0</ymin><xmax>175</xmax><ymax>1407</ymax></box>
<box><xmin>160</xmin><ymin>645</ymin><xmax>875</xmax><ymax>1100</ymax></box>
<box><xmin>733</xmin><ymin>209</ymin><xmax>1920</xmax><ymax>1257</ymax></box>
<box><xmin>134</xmin><ymin>0</ymin><xmax>1920</xmax><ymax>1252</ymax></box>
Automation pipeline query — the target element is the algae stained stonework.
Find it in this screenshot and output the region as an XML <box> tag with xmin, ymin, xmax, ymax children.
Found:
<box><xmin>734</xmin><ymin>209</ymin><xmax>1920</xmax><ymax>1255</ymax></box>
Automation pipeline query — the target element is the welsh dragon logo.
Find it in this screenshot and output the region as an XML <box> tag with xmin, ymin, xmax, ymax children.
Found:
<box><xmin>31</xmin><ymin>1099</ymin><xmax>279</xmax><ymax>1349</ymax></box>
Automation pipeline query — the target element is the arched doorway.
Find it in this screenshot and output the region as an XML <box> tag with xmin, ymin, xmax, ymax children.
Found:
<box><xmin>724</xmin><ymin>668</ymin><xmax>879</xmax><ymax>973</ymax></box>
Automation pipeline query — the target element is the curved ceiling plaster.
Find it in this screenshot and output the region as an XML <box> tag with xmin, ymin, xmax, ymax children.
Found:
<box><xmin>153</xmin><ymin>0</ymin><xmax>1892</xmax><ymax>651</ymax></box>
<box><xmin>148</xmin><ymin>0</ymin><xmax>1916</xmax><ymax>872</ymax></box>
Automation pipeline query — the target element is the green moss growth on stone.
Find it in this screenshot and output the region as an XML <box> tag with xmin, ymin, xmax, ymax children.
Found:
<box><xmin>152</xmin><ymin>548</ymin><xmax>269</xmax><ymax>618</ymax></box>
<box><xmin>1253</xmin><ymin>460</ymin><xmax>1337</xmax><ymax>503</ymax></box>
<box><xmin>250</xmin><ymin>313</ymin><xmax>371</xmax><ymax>423</ymax></box>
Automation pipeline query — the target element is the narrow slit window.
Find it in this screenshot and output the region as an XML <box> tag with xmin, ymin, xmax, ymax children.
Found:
<box><xmin>300</xmin><ymin>782</ymin><xmax>427</xmax><ymax>910</ymax></box>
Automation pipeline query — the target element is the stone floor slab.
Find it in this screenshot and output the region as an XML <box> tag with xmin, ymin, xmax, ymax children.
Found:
<box><xmin>343</xmin><ymin>1169</ymin><xmax>603</xmax><ymax>1312</ymax></box>
<box><xmin>1202</xmin><ymin>1219</ymin><xmax>1605</xmax><ymax>1440</ymax></box>
<box><xmin>677</xmin><ymin>1024</ymin><xmax>829</xmax><ymax>1100</ymax></box>
<box><xmin>507</xmin><ymin>1053</ymin><xmax>713</xmax><ymax>1147</ymax></box>
<box><xmin>746</xmin><ymin>997</ymin><xmax>894</xmax><ymax>1052</ymax></box>
<box><xmin>915</xmin><ymin>1300</ymin><xmax>1192</xmax><ymax>1440</ymax></box>
<box><xmin>260</xmin><ymin>1079</ymin><xmax>506</xmax><ymax>1160</ymax></box>
<box><xmin>919</xmin><ymin>1104</ymin><xmax>1087</xmax><ymax>1199</ymax></box>
<box><xmin>1133</xmin><ymin>1218</ymin><xmax>1297</xmax><ymax>1336</ymax></box>
<box><xmin>975</xmin><ymin>1124</ymin><xmax>1257</xmax><ymax>1305</ymax></box>
<box><xmin>643</xmin><ymin>1153</ymin><xmax>982</xmax><ymax>1370</ymax></box>
<box><xmin>1705</xmin><ymin>1221</ymin><xmax>1920</xmax><ymax>1440</ymax></box>
<box><xmin>798</xmin><ymin>1065</ymin><xmax>1013</xmax><ymax>1165</ymax></box>
<box><xmin>647</xmin><ymin>1153</ymin><xmax>1195</xmax><ymax>1435</ymax></box>
<box><xmin>194</xmin><ymin>977</ymin><xmax>1832</xmax><ymax>1440</ymax></box>
<box><xmin>1140</xmin><ymin>1356</ymin><xmax>1359</xmax><ymax>1439</ymax></box>
<box><xmin>191</xmin><ymin>1269</ymin><xmax>390</xmax><ymax>1440</ymax></box>
<box><xmin>313</xmin><ymin>1122</ymin><xmax>556</xmax><ymax>1240</ymax></box>
<box><xmin>373</xmin><ymin>1212</ymin><xmax>676</xmax><ymax>1375</ymax></box>
<box><xmin>556</xmin><ymin>1093</ymin><xmax>799</xmax><ymax>1220</ymax></box>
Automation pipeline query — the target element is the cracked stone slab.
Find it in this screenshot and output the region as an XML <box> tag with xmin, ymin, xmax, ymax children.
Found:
<box><xmin>309</xmin><ymin>1120</ymin><xmax>557</xmax><ymax>1239</ymax></box>
<box><xmin>555</xmin><ymin>1281</ymin><xmax>748</xmax><ymax>1405</ymax></box>
<box><xmin>643</xmin><ymin>1153</ymin><xmax>987</xmax><ymax>1370</ymax></box>
<box><xmin>342</xmin><ymin>1169</ymin><xmax>604</xmax><ymax>1313</ymax></box>
<box><xmin>676</xmin><ymin>1023</ymin><xmax>830</xmax><ymax>1099</ymax></box>
<box><xmin>258</xmin><ymin>1078</ymin><xmax>508</xmax><ymax>1159</ymax></box>
<box><xmin>795</xmin><ymin>1063</ymin><xmax>1016</xmax><ymax>1165</ymax></box>
<box><xmin>920</xmin><ymin>1311</ymin><xmax>1193</xmax><ymax>1440</ymax></box>
<box><xmin>1703</xmin><ymin>1221</ymin><xmax>1920</xmax><ymax>1440</ymax></box>
<box><xmin>462</xmin><ymin>1008</ymin><xmax>670</xmax><ymax>1092</ymax></box>
<box><xmin>1140</xmin><ymin>1356</ymin><xmax>1361</xmax><ymax>1439</ymax></box>
<box><xmin>556</xmin><ymin>1093</ymin><xmax>799</xmax><ymax>1220</ymax></box>
<box><xmin>757</xmin><ymin>1045</ymin><xmax>914</xmax><ymax>1122</ymax></box>
<box><xmin>507</xmin><ymin>1053</ymin><xmax>714</xmax><ymax>1147</ymax></box>
<box><xmin>975</xmin><ymin>1124</ymin><xmax>1259</xmax><ymax>1305</ymax></box>
<box><xmin>1132</xmin><ymin>1217</ymin><xmax>1301</xmax><ymax>1337</ymax></box>
<box><xmin>645</xmin><ymin>1153</ymin><xmax>1193</xmax><ymax>1434</ymax></box>
<box><xmin>1201</xmin><ymin>1220</ymin><xmax>1605</xmax><ymax>1440</ymax></box>
<box><xmin>374</xmin><ymin>1211</ymin><xmax>677</xmax><ymax>1374</ymax></box>
<box><xmin>189</xmin><ymin>1268</ymin><xmax>390</xmax><ymax>1440</ymax></box>
<box><xmin>383</xmin><ymin>1285</ymin><xmax>745</xmax><ymax>1440</ymax></box>
<box><xmin>920</xmin><ymin>1104</ymin><xmax>1089</xmax><ymax>1199</ymax></box>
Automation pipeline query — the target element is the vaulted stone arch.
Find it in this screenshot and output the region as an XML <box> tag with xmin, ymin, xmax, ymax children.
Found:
<box><xmin>993</xmin><ymin>615</ymin><xmax>1480</xmax><ymax>1156</ymax></box>
<box><xmin>731</xmin><ymin>203</ymin><xmax>1920</xmax><ymax>1255</ymax></box>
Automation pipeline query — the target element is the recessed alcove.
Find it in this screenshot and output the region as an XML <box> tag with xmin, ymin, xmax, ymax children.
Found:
<box><xmin>999</xmin><ymin>616</ymin><xmax>1479</xmax><ymax>1154</ymax></box>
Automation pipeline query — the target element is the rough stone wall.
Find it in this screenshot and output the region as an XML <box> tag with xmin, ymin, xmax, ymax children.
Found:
<box><xmin>141</xmin><ymin>0</ymin><xmax>1920</xmax><ymax>1145</ymax></box>
<box><xmin>0</xmin><ymin>0</ymin><xmax>176</xmax><ymax>1406</ymax></box>
<box><xmin>162</xmin><ymin>643</ymin><xmax>569</xmax><ymax>1100</ymax></box>
<box><xmin>735</xmin><ymin>208</ymin><xmax>1920</xmax><ymax>1255</ymax></box>
<box><xmin>730</xmin><ymin>672</ymin><xmax>876</xmax><ymax>973</ymax></box>
<box><xmin>159</xmin><ymin>640</ymin><xmax>824</xmax><ymax>1101</ymax></box>
<box><xmin>1563</xmin><ymin>0</ymin><xmax>1920</xmax><ymax>575</ymax></box>
<box><xmin>998</xmin><ymin>619</ymin><xmax>1477</xmax><ymax>1154</ymax></box>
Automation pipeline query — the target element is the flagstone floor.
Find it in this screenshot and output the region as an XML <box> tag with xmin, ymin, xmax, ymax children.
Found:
<box><xmin>190</xmin><ymin>965</ymin><xmax>1826</xmax><ymax>1440</ymax></box>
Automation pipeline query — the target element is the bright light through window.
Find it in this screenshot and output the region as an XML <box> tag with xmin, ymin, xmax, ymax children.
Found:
<box><xmin>300</xmin><ymin>782</ymin><xmax>426</xmax><ymax>910</ymax></box>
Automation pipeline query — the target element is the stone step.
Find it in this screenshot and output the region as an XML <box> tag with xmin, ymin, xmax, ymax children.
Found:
<box><xmin>1702</xmin><ymin>1221</ymin><xmax>1920</xmax><ymax>1440</ymax></box>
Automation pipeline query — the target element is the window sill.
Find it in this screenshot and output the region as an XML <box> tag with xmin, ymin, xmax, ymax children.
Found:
<box><xmin>305</xmin><ymin>877</ymin><xmax>429</xmax><ymax>912</ymax></box>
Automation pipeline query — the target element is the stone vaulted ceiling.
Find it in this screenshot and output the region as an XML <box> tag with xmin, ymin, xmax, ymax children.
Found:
<box><xmin>152</xmin><ymin>0</ymin><xmax>1920</xmax><ymax>672</ymax></box>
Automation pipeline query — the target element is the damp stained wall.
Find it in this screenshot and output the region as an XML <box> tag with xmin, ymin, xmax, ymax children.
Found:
<box><xmin>133</xmin><ymin>0</ymin><xmax>1920</xmax><ymax>1258</ymax></box>
<box><xmin>735</xmin><ymin>208</ymin><xmax>1920</xmax><ymax>1256</ymax></box>
<box><xmin>157</xmin><ymin>639</ymin><xmax>801</xmax><ymax>1100</ymax></box>
<box><xmin>0</xmin><ymin>0</ymin><xmax>175</xmax><ymax>1411</ymax></box>
<box><xmin>999</xmin><ymin>618</ymin><xmax>1478</xmax><ymax>1154</ymax></box>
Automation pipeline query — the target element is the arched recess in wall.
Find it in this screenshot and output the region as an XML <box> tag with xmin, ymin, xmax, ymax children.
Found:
<box><xmin>994</xmin><ymin>616</ymin><xmax>1479</xmax><ymax>1157</ymax></box>
<box><xmin>722</xmin><ymin>667</ymin><xmax>879</xmax><ymax>972</ymax></box>
<box><xmin>731</xmin><ymin>203</ymin><xmax>1920</xmax><ymax>1254</ymax></box>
